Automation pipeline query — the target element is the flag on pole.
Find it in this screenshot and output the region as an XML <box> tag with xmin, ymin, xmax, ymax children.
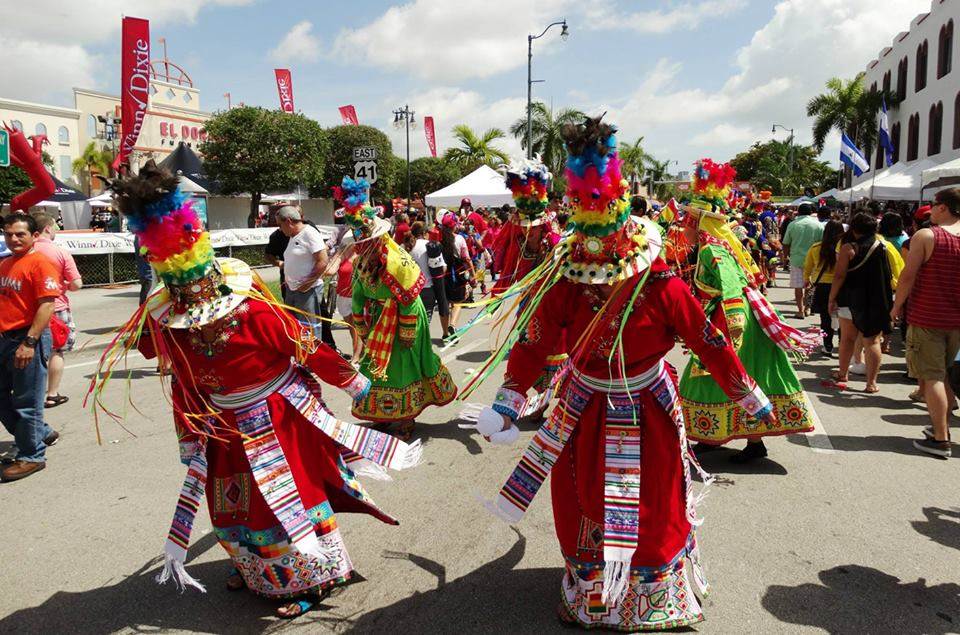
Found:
<box><xmin>423</xmin><ymin>116</ymin><xmax>437</xmax><ymax>157</ymax></box>
<box><xmin>878</xmin><ymin>98</ymin><xmax>894</xmax><ymax>167</ymax></box>
<box><xmin>338</xmin><ymin>105</ymin><xmax>359</xmax><ymax>126</ymax></box>
<box><xmin>840</xmin><ymin>133</ymin><xmax>870</xmax><ymax>177</ymax></box>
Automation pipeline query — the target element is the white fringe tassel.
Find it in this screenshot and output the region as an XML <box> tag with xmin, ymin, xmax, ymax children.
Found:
<box><xmin>351</xmin><ymin>458</ymin><xmax>392</xmax><ymax>481</ymax></box>
<box><xmin>475</xmin><ymin>493</ymin><xmax>523</xmax><ymax>525</ymax></box>
<box><xmin>156</xmin><ymin>553</ymin><xmax>206</xmax><ymax>593</ymax></box>
<box><xmin>601</xmin><ymin>560</ymin><xmax>629</xmax><ymax>606</ymax></box>
<box><xmin>396</xmin><ymin>438</ymin><xmax>423</xmax><ymax>470</ymax></box>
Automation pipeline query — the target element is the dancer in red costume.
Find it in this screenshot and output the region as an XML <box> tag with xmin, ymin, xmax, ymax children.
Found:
<box><xmin>90</xmin><ymin>163</ymin><xmax>421</xmax><ymax>619</ymax></box>
<box><xmin>464</xmin><ymin>117</ymin><xmax>775</xmax><ymax>631</ymax></box>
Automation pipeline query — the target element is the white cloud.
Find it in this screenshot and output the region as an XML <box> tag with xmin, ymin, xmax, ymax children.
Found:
<box><xmin>689</xmin><ymin>123</ymin><xmax>761</xmax><ymax>146</ymax></box>
<box><xmin>0</xmin><ymin>38</ymin><xmax>100</xmax><ymax>104</ymax></box>
<box><xmin>0</xmin><ymin>0</ymin><xmax>254</xmax><ymax>103</ymax></box>
<box><xmin>332</xmin><ymin>0</ymin><xmax>571</xmax><ymax>82</ymax></box>
<box><xmin>269</xmin><ymin>21</ymin><xmax>321</xmax><ymax>63</ymax></box>
<box><xmin>584</xmin><ymin>0</ymin><xmax>747</xmax><ymax>33</ymax></box>
<box><xmin>380</xmin><ymin>87</ymin><xmax>526</xmax><ymax>160</ymax></box>
<box><xmin>593</xmin><ymin>0</ymin><xmax>931</xmax><ymax>167</ymax></box>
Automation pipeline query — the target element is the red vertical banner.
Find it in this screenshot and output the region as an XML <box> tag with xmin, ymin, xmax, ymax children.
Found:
<box><xmin>114</xmin><ymin>16</ymin><xmax>150</xmax><ymax>170</ymax></box>
<box><xmin>274</xmin><ymin>68</ymin><xmax>295</xmax><ymax>112</ymax></box>
<box><xmin>424</xmin><ymin>116</ymin><xmax>437</xmax><ymax>157</ymax></box>
<box><xmin>338</xmin><ymin>105</ymin><xmax>359</xmax><ymax>125</ymax></box>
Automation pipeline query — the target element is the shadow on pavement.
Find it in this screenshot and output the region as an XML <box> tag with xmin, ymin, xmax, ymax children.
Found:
<box><xmin>80</xmin><ymin>325</ymin><xmax>119</xmax><ymax>336</ymax></box>
<box><xmin>103</xmin><ymin>290</ymin><xmax>141</xmax><ymax>299</ymax></box>
<box><xmin>0</xmin><ymin>533</ymin><xmax>297</xmax><ymax>634</ymax></box>
<box><xmin>415</xmin><ymin>419</ymin><xmax>485</xmax><ymax>456</ymax></box>
<box><xmin>693</xmin><ymin>448</ymin><xmax>789</xmax><ymax>476</ymax></box>
<box><xmin>786</xmin><ymin>433</ymin><xmax>925</xmax><ymax>457</ymax></box>
<box><xmin>911</xmin><ymin>507</ymin><xmax>960</xmax><ymax>552</ymax></box>
<box><xmin>881</xmin><ymin>412</ymin><xmax>931</xmax><ymax>428</ymax></box>
<box><xmin>346</xmin><ymin>529</ymin><xmax>563</xmax><ymax>633</ymax></box>
<box><xmin>762</xmin><ymin>564</ymin><xmax>960</xmax><ymax>634</ymax></box>
<box><xmin>456</xmin><ymin>350</ymin><xmax>492</xmax><ymax>364</ymax></box>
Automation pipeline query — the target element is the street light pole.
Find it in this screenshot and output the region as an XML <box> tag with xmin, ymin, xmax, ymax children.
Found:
<box><xmin>393</xmin><ymin>105</ymin><xmax>415</xmax><ymax>208</ymax></box>
<box><xmin>772</xmin><ymin>123</ymin><xmax>795</xmax><ymax>174</ymax></box>
<box><xmin>527</xmin><ymin>19</ymin><xmax>569</xmax><ymax>160</ymax></box>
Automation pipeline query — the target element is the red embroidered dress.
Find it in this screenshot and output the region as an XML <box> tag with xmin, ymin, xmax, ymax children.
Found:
<box><xmin>139</xmin><ymin>299</ymin><xmax>400</xmax><ymax>599</ymax></box>
<box><xmin>493</xmin><ymin>260</ymin><xmax>769</xmax><ymax>631</ymax></box>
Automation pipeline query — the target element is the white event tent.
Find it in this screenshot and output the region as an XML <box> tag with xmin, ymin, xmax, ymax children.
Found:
<box><xmin>839</xmin><ymin>159</ymin><xmax>936</xmax><ymax>201</ymax></box>
<box><xmin>921</xmin><ymin>156</ymin><xmax>960</xmax><ymax>193</ymax></box>
<box><xmin>424</xmin><ymin>165</ymin><xmax>513</xmax><ymax>208</ymax></box>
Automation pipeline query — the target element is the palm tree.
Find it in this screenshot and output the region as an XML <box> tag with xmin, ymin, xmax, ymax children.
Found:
<box><xmin>508</xmin><ymin>102</ymin><xmax>585</xmax><ymax>181</ymax></box>
<box><xmin>72</xmin><ymin>142</ymin><xmax>115</xmax><ymax>194</ymax></box>
<box><xmin>645</xmin><ymin>158</ymin><xmax>672</xmax><ymax>200</ymax></box>
<box><xmin>443</xmin><ymin>125</ymin><xmax>509</xmax><ymax>172</ymax></box>
<box><xmin>618</xmin><ymin>136</ymin><xmax>648</xmax><ymax>190</ymax></box>
<box><xmin>806</xmin><ymin>73</ymin><xmax>893</xmax><ymax>173</ymax></box>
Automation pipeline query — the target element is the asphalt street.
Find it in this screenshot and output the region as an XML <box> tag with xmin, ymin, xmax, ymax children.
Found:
<box><xmin>0</xmin><ymin>274</ymin><xmax>958</xmax><ymax>634</ymax></box>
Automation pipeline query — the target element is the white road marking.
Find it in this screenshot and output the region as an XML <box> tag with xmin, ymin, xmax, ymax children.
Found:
<box><xmin>441</xmin><ymin>339</ymin><xmax>483</xmax><ymax>364</ymax></box>
<box><xmin>65</xmin><ymin>351</ymin><xmax>144</xmax><ymax>370</ymax></box>
<box><xmin>803</xmin><ymin>394</ymin><xmax>836</xmax><ymax>453</ymax></box>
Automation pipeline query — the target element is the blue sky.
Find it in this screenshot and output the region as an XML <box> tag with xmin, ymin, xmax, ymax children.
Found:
<box><xmin>2</xmin><ymin>0</ymin><xmax>934</xmax><ymax>169</ymax></box>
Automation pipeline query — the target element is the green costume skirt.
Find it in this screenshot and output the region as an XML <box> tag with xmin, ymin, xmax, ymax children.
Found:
<box><xmin>352</xmin><ymin>297</ymin><xmax>457</xmax><ymax>422</ymax></box>
<box><xmin>680</xmin><ymin>307</ymin><xmax>814</xmax><ymax>444</ymax></box>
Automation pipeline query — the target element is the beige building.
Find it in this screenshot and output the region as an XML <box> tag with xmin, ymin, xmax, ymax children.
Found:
<box><xmin>0</xmin><ymin>53</ymin><xmax>211</xmax><ymax>192</ymax></box>
<box><xmin>0</xmin><ymin>98</ymin><xmax>81</xmax><ymax>183</ymax></box>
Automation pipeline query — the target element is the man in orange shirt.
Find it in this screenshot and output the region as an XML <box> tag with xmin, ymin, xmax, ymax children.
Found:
<box><xmin>0</xmin><ymin>213</ymin><xmax>60</xmax><ymax>482</ymax></box>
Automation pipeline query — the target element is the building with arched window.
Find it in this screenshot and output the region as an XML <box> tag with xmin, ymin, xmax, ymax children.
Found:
<box><xmin>859</xmin><ymin>0</ymin><xmax>960</xmax><ymax>186</ymax></box>
<box><xmin>0</xmin><ymin>45</ymin><xmax>211</xmax><ymax>192</ymax></box>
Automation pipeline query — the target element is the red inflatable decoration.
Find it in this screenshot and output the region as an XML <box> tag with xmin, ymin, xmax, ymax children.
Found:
<box><xmin>4</xmin><ymin>124</ymin><xmax>55</xmax><ymax>212</ymax></box>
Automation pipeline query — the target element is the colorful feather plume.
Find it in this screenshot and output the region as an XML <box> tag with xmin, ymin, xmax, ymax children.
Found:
<box><xmin>561</xmin><ymin>115</ymin><xmax>631</xmax><ymax>237</ymax></box>
<box><xmin>688</xmin><ymin>158</ymin><xmax>737</xmax><ymax>214</ymax></box>
<box><xmin>110</xmin><ymin>161</ymin><xmax>214</xmax><ymax>287</ymax></box>
<box><xmin>332</xmin><ymin>175</ymin><xmax>377</xmax><ymax>237</ymax></box>
<box><xmin>502</xmin><ymin>156</ymin><xmax>551</xmax><ymax>222</ymax></box>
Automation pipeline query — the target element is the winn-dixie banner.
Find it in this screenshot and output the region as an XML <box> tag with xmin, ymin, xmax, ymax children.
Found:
<box><xmin>54</xmin><ymin>227</ymin><xmax>333</xmax><ymax>255</ymax></box>
<box><xmin>424</xmin><ymin>116</ymin><xmax>437</xmax><ymax>157</ymax></box>
<box><xmin>274</xmin><ymin>69</ymin><xmax>295</xmax><ymax>112</ymax></box>
<box><xmin>114</xmin><ymin>17</ymin><xmax>150</xmax><ymax>170</ymax></box>
<box><xmin>338</xmin><ymin>105</ymin><xmax>359</xmax><ymax>125</ymax></box>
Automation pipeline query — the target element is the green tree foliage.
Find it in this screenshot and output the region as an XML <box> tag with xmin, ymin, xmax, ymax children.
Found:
<box><xmin>730</xmin><ymin>140</ymin><xmax>838</xmax><ymax>196</ymax></box>
<box><xmin>509</xmin><ymin>102</ymin><xmax>585</xmax><ymax>188</ymax></box>
<box><xmin>0</xmin><ymin>152</ymin><xmax>53</xmax><ymax>206</ymax></box>
<box><xmin>618</xmin><ymin>137</ymin><xmax>649</xmax><ymax>186</ymax></box>
<box><xmin>321</xmin><ymin>125</ymin><xmax>397</xmax><ymax>202</ymax></box>
<box><xmin>72</xmin><ymin>142</ymin><xmax>115</xmax><ymax>195</ymax></box>
<box><xmin>443</xmin><ymin>124</ymin><xmax>509</xmax><ymax>172</ymax></box>
<box><xmin>407</xmin><ymin>157</ymin><xmax>463</xmax><ymax>199</ymax></box>
<box><xmin>806</xmin><ymin>72</ymin><xmax>894</xmax><ymax>185</ymax></box>
<box><xmin>201</xmin><ymin>106</ymin><xmax>328</xmax><ymax>227</ymax></box>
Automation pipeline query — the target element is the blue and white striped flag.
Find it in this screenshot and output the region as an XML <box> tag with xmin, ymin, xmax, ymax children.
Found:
<box><xmin>840</xmin><ymin>132</ymin><xmax>869</xmax><ymax>177</ymax></box>
<box><xmin>878</xmin><ymin>98</ymin><xmax>894</xmax><ymax>167</ymax></box>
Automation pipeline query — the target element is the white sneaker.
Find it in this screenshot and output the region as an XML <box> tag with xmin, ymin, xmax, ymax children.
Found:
<box><xmin>850</xmin><ymin>362</ymin><xmax>866</xmax><ymax>376</ymax></box>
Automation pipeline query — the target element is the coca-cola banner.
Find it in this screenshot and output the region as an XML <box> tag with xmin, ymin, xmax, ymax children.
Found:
<box><xmin>338</xmin><ymin>105</ymin><xmax>359</xmax><ymax>126</ymax></box>
<box><xmin>114</xmin><ymin>17</ymin><xmax>150</xmax><ymax>170</ymax></box>
<box><xmin>274</xmin><ymin>68</ymin><xmax>295</xmax><ymax>113</ymax></box>
<box><xmin>424</xmin><ymin>116</ymin><xmax>437</xmax><ymax>157</ymax></box>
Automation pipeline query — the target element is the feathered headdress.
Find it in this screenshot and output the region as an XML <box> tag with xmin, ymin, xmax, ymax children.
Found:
<box><xmin>557</xmin><ymin>115</ymin><xmax>660</xmax><ymax>284</ymax></box>
<box><xmin>502</xmin><ymin>156</ymin><xmax>551</xmax><ymax>226</ymax></box>
<box><xmin>110</xmin><ymin>161</ymin><xmax>252</xmax><ymax>328</ymax></box>
<box><xmin>332</xmin><ymin>176</ymin><xmax>389</xmax><ymax>241</ymax></box>
<box><xmin>680</xmin><ymin>158</ymin><xmax>762</xmax><ymax>285</ymax></box>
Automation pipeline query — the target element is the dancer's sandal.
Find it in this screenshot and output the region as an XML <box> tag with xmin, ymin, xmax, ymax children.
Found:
<box><xmin>277</xmin><ymin>599</ymin><xmax>314</xmax><ymax>619</ymax></box>
<box><xmin>226</xmin><ymin>569</ymin><xmax>245</xmax><ymax>591</ymax></box>
<box><xmin>276</xmin><ymin>587</ymin><xmax>332</xmax><ymax>619</ymax></box>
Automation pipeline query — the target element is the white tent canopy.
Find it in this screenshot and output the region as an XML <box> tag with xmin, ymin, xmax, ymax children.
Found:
<box><xmin>921</xmin><ymin>156</ymin><xmax>960</xmax><ymax>188</ymax></box>
<box><xmin>87</xmin><ymin>192</ymin><xmax>114</xmax><ymax>208</ymax></box>
<box><xmin>424</xmin><ymin>165</ymin><xmax>513</xmax><ymax>208</ymax></box>
<box><xmin>838</xmin><ymin>160</ymin><xmax>935</xmax><ymax>201</ymax></box>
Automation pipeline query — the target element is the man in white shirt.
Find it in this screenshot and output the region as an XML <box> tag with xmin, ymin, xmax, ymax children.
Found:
<box><xmin>278</xmin><ymin>206</ymin><xmax>336</xmax><ymax>347</ymax></box>
<box><xmin>408</xmin><ymin>221</ymin><xmax>447</xmax><ymax>332</ymax></box>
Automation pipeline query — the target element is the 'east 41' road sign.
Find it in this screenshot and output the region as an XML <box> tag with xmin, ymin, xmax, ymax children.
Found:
<box><xmin>0</xmin><ymin>128</ymin><xmax>10</xmax><ymax>168</ymax></box>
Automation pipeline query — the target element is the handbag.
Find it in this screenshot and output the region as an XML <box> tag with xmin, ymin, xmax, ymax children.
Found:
<box><xmin>49</xmin><ymin>314</ymin><xmax>70</xmax><ymax>350</ymax></box>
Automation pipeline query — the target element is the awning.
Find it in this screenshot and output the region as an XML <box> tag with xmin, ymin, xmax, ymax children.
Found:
<box><xmin>921</xmin><ymin>156</ymin><xmax>960</xmax><ymax>189</ymax></box>
<box><xmin>424</xmin><ymin>165</ymin><xmax>513</xmax><ymax>208</ymax></box>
